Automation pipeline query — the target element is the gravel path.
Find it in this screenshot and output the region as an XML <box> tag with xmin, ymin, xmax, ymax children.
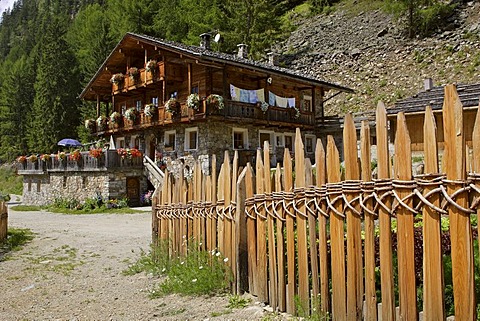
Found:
<box><xmin>0</xmin><ymin>208</ymin><xmax>281</xmax><ymax>321</ymax></box>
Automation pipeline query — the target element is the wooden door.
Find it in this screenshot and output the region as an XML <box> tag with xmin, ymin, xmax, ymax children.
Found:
<box><xmin>126</xmin><ymin>177</ymin><xmax>140</xmax><ymax>206</ymax></box>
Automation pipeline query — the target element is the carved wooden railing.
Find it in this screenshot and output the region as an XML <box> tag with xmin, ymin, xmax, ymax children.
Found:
<box><xmin>17</xmin><ymin>150</ymin><xmax>143</xmax><ymax>174</ymax></box>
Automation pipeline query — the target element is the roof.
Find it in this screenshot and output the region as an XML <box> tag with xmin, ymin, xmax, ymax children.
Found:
<box><xmin>388</xmin><ymin>83</ymin><xmax>480</xmax><ymax>115</ymax></box>
<box><xmin>80</xmin><ymin>32</ymin><xmax>353</xmax><ymax>100</ymax></box>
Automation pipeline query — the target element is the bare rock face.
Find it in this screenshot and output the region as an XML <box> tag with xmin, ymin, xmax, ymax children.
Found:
<box><xmin>276</xmin><ymin>2</ymin><xmax>480</xmax><ymax>115</ymax></box>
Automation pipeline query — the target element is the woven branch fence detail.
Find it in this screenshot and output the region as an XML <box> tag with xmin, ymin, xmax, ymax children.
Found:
<box><xmin>153</xmin><ymin>84</ymin><xmax>479</xmax><ymax>320</ymax></box>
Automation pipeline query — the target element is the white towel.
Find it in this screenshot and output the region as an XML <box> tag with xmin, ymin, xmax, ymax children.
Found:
<box><xmin>287</xmin><ymin>98</ymin><xmax>296</xmax><ymax>108</ymax></box>
<box><xmin>256</xmin><ymin>89</ymin><xmax>265</xmax><ymax>103</ymax></box>
<box><xmin>276</xmin><ymin>96</ymin><xmax>288</xmax><ymax>108</ymax></box>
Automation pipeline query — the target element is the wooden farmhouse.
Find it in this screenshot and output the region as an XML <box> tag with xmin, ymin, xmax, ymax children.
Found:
<box><xmin>387</xmin><ymin>81</ymin><xmax>480</xmax><ymax>152</ymax></box>
<box><xmin>80</xmin><ymin>32</ymin><xmax>353</xmax><ymax>168</ymax></box>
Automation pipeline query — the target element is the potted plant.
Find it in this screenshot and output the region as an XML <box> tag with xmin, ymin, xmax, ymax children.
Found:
<box><xmin>110</xmin><ymin>73</ymin><xmax>124</xmax><ymax>85</ymax></box>
<box><xmin>146</xmin><ymin>60</ymin><xmax>157</xmax><ymax>73</ymax></box>
<box><xmin>187</xmin><ymin>93</ymin><xmax>200</xmax><ymax>110</ymax></box>
<box><xmin>144</xmin><ymin>103</ymin><xmax>157</xmax><ymax>118</ymax></box>
<box><xmin>257</xmin><ymin>101</ymin><xmax>269</xmax><ymax>114</ymax></box>
<box><xmin>40</xmin><ymin>154</ymin><xmax>52</xmax><ymax>169</ymax></box>
<box><xmin>110</xmin><ymin>111</ymin><xmax>122</xmax><ymax>128</ymax></box>
<box><xmin>206</xmin><ymin>94</ymin><xmax>224</xmax><ymax>110</ymax></box>
<box><xmin>165</xmin><ymin>98</ymin><xmax>179</xmax><ymax>115</ymax></box>
<box><xmin>28</xmin><ymin>154</ymin><xmax>38</xmax><ymax>163</ymax></box>
<box><xmin>89</xmin><ymin>148</ymin><xmax>104</xmax><ymax>159</ymax></box>
<box><xmin>292</xmin><ymin>106</ymin><xmax>301</xmax><ymax>119</ymax></box>
<box><xmin>85</xmin><ymin>119</ymin><xmax>96</xmax><ymax>132</ymax></box>
<box><xmin>96</xmin><ymin>116</ymin><xmax>107</xmax><ymax>131</ymax></box>
<box><xmin>69</xmin><ymin>149</ymin><xmax>82</xmax><ymax>162</ymax></box>
<box><xmin>125</xmin><ymin>107</ymin><xmax>138</xmax><ymax>122</ymax></box>
<box><xmin>127</xmin><ymin>67</ymin><xmax>140</xmax><ymax>83</ymax></box>
<box><xmin>17</xmin><ymin>155</ymin><xmax>27</xmax><ymax>169</ymax></box>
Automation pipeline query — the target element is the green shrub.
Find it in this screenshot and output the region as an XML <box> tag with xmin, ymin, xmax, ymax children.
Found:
<box><xmin>0</xmin><ymin>165</ymin><xmax>23</xmax><ymax>195</ymax></box>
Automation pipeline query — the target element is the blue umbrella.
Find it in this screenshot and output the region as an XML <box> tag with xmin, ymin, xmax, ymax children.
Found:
<box><xmin>57</xmin><ymin>138</ymin><xmax>82</xmax><ymax>147</ymax></box>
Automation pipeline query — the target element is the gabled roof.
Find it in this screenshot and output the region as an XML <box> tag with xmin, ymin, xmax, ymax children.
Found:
<box><xmin>388</xmin><ymin>83</ymin><xmax>480</xmax><ymax>115</ymax></box>
<box><xmin>80</xmin><ymin>32</ymin><xmax>353</xmax><ymax>100</ymax></box>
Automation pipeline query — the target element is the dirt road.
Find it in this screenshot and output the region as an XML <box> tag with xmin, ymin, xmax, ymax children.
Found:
<box><xmin>0</xmin><ymin>208</ymin><xmax>277</xmax><ymax>320</ymax></box>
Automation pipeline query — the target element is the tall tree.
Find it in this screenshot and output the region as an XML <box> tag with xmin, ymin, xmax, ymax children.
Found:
<box><xmin>0</xmin><ymin>56</ymin><xmax>35</xmax><ymax>161</ymax></box>
<box><xmin>28</xmin><ymin>15</ymin><xmax>81</xmax><ymax>153</ymax></box>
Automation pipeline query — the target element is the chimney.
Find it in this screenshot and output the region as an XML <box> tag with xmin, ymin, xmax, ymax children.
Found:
<box><xmin>200</xmin><ymin>33</ymin><xmax>211</xmax><ymax>50</ymax></box>
<box><xmin>267</xmin><ymin>52</ymin><xmax>278</xmax><ymax>66</ymax></box>
<box><xmin>237</xmin><ymin>44</ymin><xmax>248</xmax><ymax>59</ymax></box>
<box><xmin>424</xmin><ymin>78</ymin><xmax>433</xmax><ymax>91</ymax></box>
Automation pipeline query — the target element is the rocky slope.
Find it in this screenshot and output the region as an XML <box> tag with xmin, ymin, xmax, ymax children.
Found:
<box><xmin>277</xmin><ymin>1</ymin><xmax>480</xmax><ymax>115</ymax></box>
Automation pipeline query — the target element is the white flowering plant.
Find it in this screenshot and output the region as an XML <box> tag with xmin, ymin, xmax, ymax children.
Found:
<box><xmin>144</xmin><ymin>103</ymin><xmax>157</xmax><ymax>117</ymax></box>
<box><xmin>258</xmin><ymin>101</ymin><xmax>269</xmax><ymax>113</ymax></box>
<box><xmin>206</xmin><ymin>94</ymin><xmax>224</xmax><ymax>110</ymax></box>
<box><xmin>186</xmin><ymin>93</ymin><xmax>200</xmax><ymax>110</ymax></box>
<box><xmin>110</xmin><ymin>73</ymin><xmax>124</xmax><ymax>84</ymax></box>
<box><xmin>125</xmin><ymin>107</ymin><xmax>138</xmax><ymax>121</ymax></box>
<box><xmin>165</xmin><ymin>98</ymin><xmax>179</xmax><ymax>114</ymax></box>
<box><xmin>146</xmin><ymin>59</ymin><xmax>157</xmax><ymax>73</ymax></box>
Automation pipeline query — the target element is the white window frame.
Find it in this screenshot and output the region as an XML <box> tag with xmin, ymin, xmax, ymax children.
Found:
<box><xmin>232</xmin><ymin>128</ymin><xmax>248</xmax><ymax>150</ymax></box>
<box><xmin>305</xmin><ymin>134</ymin><xmax>316</xmax><ymax>153</ymax></box>
<box><xmin>303</xmin><ymin>94</ymin><xmax>313</xmax><ymax>112</ymax></box>
<box><xmin>185</xmin><ymin>127</ymin><xmax>199</xmax><ymax>151</ymax></box>
<box><xmin>164</xmin><ymin>130</ymin><xmax>176</xmax><ymax>149</ymax></box>
<box><xmin>258</xmin><ymin>130</ymin><xmax>275</xmax><ymax>150</ymax></box>
<box><xmin>135</xmin><ymin>99</ymin><xmax>143</xmax><ymax>111</ymax></box>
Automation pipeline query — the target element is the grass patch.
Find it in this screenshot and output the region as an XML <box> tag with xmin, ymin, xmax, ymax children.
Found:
<box><xmin>10</xmin><ymin>205</ymin><xmax>42</xmax><ymax>211</ymax></box>
<box><xmin>11</xmin><ymin>204</ymin><xmax>146</xmax><ymax>214</ymax></box>
<box><xmin>25</xmin><ymin>245</ymin><xmax>83</xmax><ymax>276</ymax></box>
<box><xmin>0</xmin><ymin>228</ymin><xmax>35</xmax><ymax>261</ymax></box>
<box><xmin>0</xmin><ymin>165</ymin><xmax>23</xmax><ymax>196</ymax></box>
<box><xmin>124</xmin><ymin>241</ymin><xmax>232</xmax><ymax>297</ymax></box>
<box><xmin>227</xmin><ymin>295</ymin><xmax>251</xmax><ymax>309</ymax></box>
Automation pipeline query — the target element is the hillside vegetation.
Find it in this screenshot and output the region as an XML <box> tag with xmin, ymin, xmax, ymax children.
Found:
<box><xmin>0</xmin><ymin>0</ymin><xmax>477</xmax><ymax>162</ymax></box>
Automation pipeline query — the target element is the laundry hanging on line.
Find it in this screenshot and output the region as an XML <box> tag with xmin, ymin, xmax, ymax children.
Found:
<box><xmin>269</xmin><ymin>91</ymin><xmax>295</xmax><ymax>108</ymax></box>
<box><xmin>230</xmin><ymin>84</ymin><xmax>265</xmax><ymax>104</ymax></box>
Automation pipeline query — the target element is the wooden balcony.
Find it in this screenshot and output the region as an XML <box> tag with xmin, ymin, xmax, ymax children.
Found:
<box><xmin>17</xmin><ymin>150</ymin><xmax>143</xmax><ymax>175</ymax></box>
<box><xmin>112</xmin><ymin>62</ymin><xmax>185</xmax><ymax>94</ymax></box>
<box><xmin>95</xmin><ymin>100</ymin><xmax>314</xmax><ymax>135</ymax></box>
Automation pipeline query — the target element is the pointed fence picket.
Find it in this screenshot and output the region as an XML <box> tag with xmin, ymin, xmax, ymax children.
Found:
<box><xmin>153</xmin><ymin>84</ymin><xmax>480</xmax><ymax>320</ymax></box>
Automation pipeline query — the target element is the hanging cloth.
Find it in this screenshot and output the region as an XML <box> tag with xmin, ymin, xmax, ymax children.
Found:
<box><xmin>276</xmin><ymin>96</ymin><xmax>288</xmax><ymax>108</ymax></box>
<box><xmin>287</xmin><ymin>98</ymin><xmax>296</xmax><ymax>108</ymax></box>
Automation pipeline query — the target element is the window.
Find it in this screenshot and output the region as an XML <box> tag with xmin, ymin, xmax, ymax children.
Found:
<box><xmin>275</xmin><ymin>134</ymin><xmax>284</xmax><ymax>147</ymax></box>
<box><xmin>164</xmin><ymin>130</ymin><xmax>176</xmax><ymax>149</ymax></box>
<box><xmin>284</xmin><ymin>133</ymin><xmax>295</xmax><ymax>151</ymax></box>
<box><xmin>191</xmin><ymin>86</ymin><xmax>199</xmax><ymax>94</ymax></box>
<box><xmin>121</xmin><ymin>103</ymin><xmax>126</xmax><ymax>115</ymax></box>
<box><xmin>303</xmin><ymin>95</ymin><xmax>312</xmax><ymax>112</ymax></box>
<box><xmin>152</xmin><ymin>97</ymin><xmax>159</xmax><ymax>107</ymax></box>
<box><xmin>305</xmin><ymin>135</ymin><xmax>316</xmax><ymax>153</ymax></box>
<box><xmin>259</xmin><ymin>130</ymin><xmax>274</xmax><ymax>150</ymax></box>
<box><xmin>135</xmin><ymin>100</ymin><xmax>142</xmax><ymax>111</ymax></box>
<box><xmin>185</xmin><ymin>127</ymin><xmax>198</xmax><ymax>150</ymax></box>
<box><xmin>233</xmin><ymin>128</ymin><xmax>248</xmax><ymax>150</ymax></box>
<box><xmin>117</xmin><ymin>138</ymin><xmax>125</xmax><ymax>149</ymax></box>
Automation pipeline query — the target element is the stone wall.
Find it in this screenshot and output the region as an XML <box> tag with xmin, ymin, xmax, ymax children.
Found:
<box><xmin>22</xmin><ymin>169</ymin><xmax>146</xmax><ymax>206</ymax></box>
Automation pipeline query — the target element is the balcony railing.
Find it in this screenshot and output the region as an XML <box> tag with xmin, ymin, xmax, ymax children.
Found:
<box><xmin>17</xmin><ymin>150</ymin><xmax>143</xmax><ymax>174</ymax></box>
<box><xmin>94</xmin><ymin>100</ymin><xmax>314</xmax><ymax>135</ymax></box>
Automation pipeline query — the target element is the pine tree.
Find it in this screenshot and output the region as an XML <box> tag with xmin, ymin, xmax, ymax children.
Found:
<box><xmin>28</xmin><ymin>15</ymin><xmax>81</xmax><ymax>153</ymax></box>
<box><xmin>0</xmin><ymin>56</ymin><xmax>35</xmax><ymax>161</ymax></box>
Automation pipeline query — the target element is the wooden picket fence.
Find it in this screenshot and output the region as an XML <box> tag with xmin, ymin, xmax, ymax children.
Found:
<box><xmin>153</xmin><ymin>84</ymin><xmax>480</xmax><ymax>320</ymax></box>
<box><xmin>0</xmin><ymin>201</ymin><xmax>7</xmax><ymax>242</ymax></box>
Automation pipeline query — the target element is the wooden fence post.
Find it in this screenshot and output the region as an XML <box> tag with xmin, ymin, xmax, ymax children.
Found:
<box><xmin>315</xmin><ymin>139</ymin><xmax>329</xmax><ymax>314</ymax></box>
<box><xmin>376</xmin><ymin>102</ymin><xmax>395</xmax><ymax>320</ymax></box>
<box><xmin>255</xmin><ymin>149</ymin><xmax>268</xmax><ymax>303</ymax></box>
<box><xmin>422</xmin><ymin>106</ymin><xmax>445</xmax><ymax>320</ymax></box>
<box><xmin>394</xmin><ymin>112</ymin><xmax>417</xmax><ymax>320</ymax></box>
<box><xmin>275</xmin><ymin>162</ymin><xmax>286</xmax><ymax>312</ymax></box>
<box><xmin>360</xmin><ymin>121</ymin><xmax>377</xmax><ymax>321</ymax></box>
<box><xmin>236</xmin><ymin>166</ymin><xmax>249</xmax><ymax>294</ymax></box>
<box><xmin>264</xmin><ymin>141</ymin><xmax>278</xmax><ymax>310</ymax></box>
<box><xmin>443</xmin><ymin>84</ymin><xmax>476</xmax><ymax>320</ymax></box>
<box><xmin>295</xmin><ymin>129</ymin><xmax>309</xmax><ymax>314</ymax></box>
<box><xmin>244</xmin><ymin>163</ymin><xmax>257</xmax><ymax>295</ymax></box>
<box><xmin>0</xmin><ymin>201</ymin><xmax>7</xmax><ymax>242</ymax></box>
<box><xmin>326</xmin><ymin>135</ymin><xmax>346</xmax><ymax>321</ymax></box>
<box><xmin>344</xmin><ymin>113</ymin><xmax>363</xmax><ymax>320</ymax></box>
<box><xmin>284</xmin><ymin>148</ymin><xmax>296</xmax><ymax>314</ymax></box>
